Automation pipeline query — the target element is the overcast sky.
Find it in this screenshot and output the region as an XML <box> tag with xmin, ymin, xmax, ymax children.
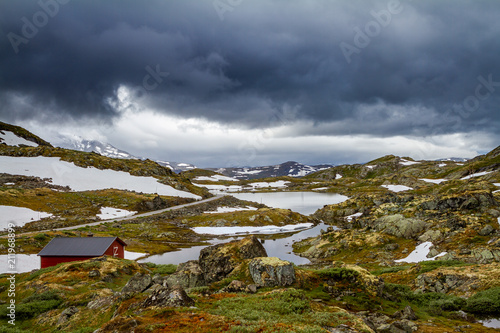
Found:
<box><xmin>1</xmin><ymin>0</ymin><xmax>499</xmax><ymax>167</ymax></box>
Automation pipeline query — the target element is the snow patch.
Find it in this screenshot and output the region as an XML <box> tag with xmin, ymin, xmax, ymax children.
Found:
<box><xmin>395</xmin><ymin>242</ymin><xmax>447</xmax><ymax>263</ymax></box>
<box><xmin>365</xmin><ymin>165</ymin><xmax>375</xmax><ymax>169</ymax></box>
<box><xmin>205</xmin><ymin>206</ymin><xmax>258</xmax><ymax>214</ymax></box>
<box><xmin>381</xmin><ymin>185</ymin><xmax>413</xmax><ymax>192</ymax></box>
<box><xmin>461</xmin><ymin>171</ymin><xmax>493</xmax><ymax>180</ymax></box>
<box><xmin>0</xmin><ymin>206</ymin><xmax>53</xmax><ymax>229</ymax></box>
<box><xmin>420</xmin><ymin>178</ymin><xmax>447</xmax><ymax>184</ymax></box>
<box><xmin>346</xmin><ymin>212</ymin><xmax>362</xmax><ymax>222</ymax></box>
<box><xmin>400</xmin><ymin>159</ymin><xmax>420</xmax><ymax>166</ymax></box>
<box><xmin>493</xmin><ymin>183</ymin><xmax>500</xmax><ymax>187</ymax></box>
<box><xmin>438</xmin><ymin>163</ymin><xmax>447</xmax><ymax>167</ymax></box>
<box><xmin>97</xmin><ymin>207</ymin><xmax>136</xmax><ymax>220</ymax></box>
<box><xmin>192</xmin><ymin>223</ymin><xmax>313</xmax><ymax>235</ymax></box>
<box><xmin>124</xmin><ymin>250</ymin><xmax>146</xmax><ymax>260</ymax></box>
<box><xmin>312</xmin><ymin>187</ymin><xmax>329</xmax><ymax>191</ymax></box>
<box><xmin>195</xmin><ymin>175</ymin><xmax>238</xmax><ymax>182</ymax></box>
<box><xmin>249</xmin><ymin>180</ymin><xmax>289</xmax><ymax>189</ymax></box>
<box><xmin>0</xmin><ymin>254</ymin><xmax>40</xmax><ymax>274</ymax></box>
<box><xmin>335</xmin><ymin>174</ymin><xmax>342</xmax><ymax>180</ymax></box>
<box><xmin>193</xmin><ymin>184</ymin><xmax>243</xmax><ymax>192</ymax></box>
<box><xmin>236</xmin><ymin>169</ymin><xmax>263</xmax><ymax>175</ymax></box>
<box><xmin>0</xmin><ymin>156</ymin><xmax>200</xmax><ymax>199</ymax></box>
<box><xmin>0</xmin><ymin>130</ymin><xmax>38</xmax><ymax>147</ymax></box>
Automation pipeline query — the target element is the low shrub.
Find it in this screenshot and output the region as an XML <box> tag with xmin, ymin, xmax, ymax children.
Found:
<box><xmin>466</xmin><ymin>287</ymin><xmax>500</xmax><ymax>314</ymax></box>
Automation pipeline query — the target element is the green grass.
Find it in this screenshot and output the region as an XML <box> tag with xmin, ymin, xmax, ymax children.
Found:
<box><xmin>371</xmin><ymin>266</ymin><xmax>411</xmax><ymax>276</ymax></box>
<box><xmin>209</xmin><ymin>289</ymin><xmax>371</xmax><ymax>332</ymax></box>
<box><xmin>418</xmin><ymin>260</ymin><xmax>471</xmax><ymax>274</ymax></box>
<box><xmin>465</xmin><ymin>287</ymin><xmax>500</xmax><ymax>314</ymax></box>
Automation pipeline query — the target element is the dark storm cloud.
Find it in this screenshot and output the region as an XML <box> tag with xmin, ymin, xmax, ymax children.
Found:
<box><xmin>1</xmin><ymin>0</ymin><xmax>500</xmax><ymax>136</ymax></box>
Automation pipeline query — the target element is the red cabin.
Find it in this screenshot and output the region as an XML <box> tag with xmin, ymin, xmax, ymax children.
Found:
<box><xmin>37</xmin><ymin>237</ymin><xmax>126</xmax><ymax>269</ymax></box>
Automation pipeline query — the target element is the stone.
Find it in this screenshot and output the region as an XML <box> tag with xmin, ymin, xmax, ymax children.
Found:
<box><xmin>375</xmin><ymin>214</ymin><xmax>428</xmax><ymax>239</ymax></box>
<box><xmin>166</xmin><ymin>260</ymin><xmax>206</xmax><ymax>289</ymax></box>
<box><xmin>248</xmin><ymin>257</ymin><xmax>295</xmax><ymax>287</ymax></box>
<box><xmin>220</xmin><ymin>280</ymin><xmax>247</xmax><ymax>293</ymax></box>
<box><xmin>88</xmin><ymin>270</ymin><xmax>100</xmax><ymax>278</ymax></box>
<box><xmin>142</xmin><ymin>285</ymin><xmax>195</xmax><ymax>308</ymax></box>
<box><xmin>57</xmin><ymin>306</ymin><xmax>78</xmax><ymax>326</ymax></box>
<box><xmin>479</xmin><ymin>224</ymin><xmax>494</xmax><ymax>236</ymax></box>
<box><xmin>121</xmin><ymin>273</ymin><xmax>152</xmax><ymax>294</ymax></box>
<box><xmin>87</xmin><ymin>296</ymin><xmax>115</xmax><ymax>310</ymax></box>
<box><xmin>199</xmin><ymin>236</ymin><xmax>267</xmax><ymax>283</ymax></box>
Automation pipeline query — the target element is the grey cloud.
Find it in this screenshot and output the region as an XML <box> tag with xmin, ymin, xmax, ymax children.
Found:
<box><xmin>0</xmin><ymin>0</ymin><xmax>499</xmax><ymax>137</ymax></box>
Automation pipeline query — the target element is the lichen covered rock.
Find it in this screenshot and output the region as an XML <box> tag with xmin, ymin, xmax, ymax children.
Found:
<box><xmin>248</xmin><ymin>257</ymin><xmax>295</xmax><ymax>287</ymax></box>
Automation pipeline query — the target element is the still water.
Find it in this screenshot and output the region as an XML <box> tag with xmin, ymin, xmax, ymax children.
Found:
<box><xmin>141</xmin><ymin>191</ymin><xmax>348</xmax><ymax>266</ymax></box>
<box><xmin>228</xmin><ymin>191</ymin><xmax>349</xmax><ymax>215</ymax></box>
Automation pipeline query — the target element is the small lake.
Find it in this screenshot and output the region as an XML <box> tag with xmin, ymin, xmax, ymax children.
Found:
<box><xmin>140</xmin><ymin>223</ymin><xmax>334</xmax><ymax>266</ymax></box>
<box><xmin>140</xmin><ymin>192</ymin><xmax>348</xmax><ymax>266</ymax></box>
<box><xmin>229</xmin><ymin>191</ymin><xmax>349</xmax><ymax>215</ymax></box>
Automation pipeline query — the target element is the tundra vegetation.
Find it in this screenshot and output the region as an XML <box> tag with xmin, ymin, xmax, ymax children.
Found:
<box><xmin>1</xmin><ymin>123</ymin><xmax>500</xmax><ymax>332</ymax></box>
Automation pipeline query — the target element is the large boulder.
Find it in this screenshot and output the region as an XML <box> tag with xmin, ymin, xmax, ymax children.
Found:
<box><xmin>199</xmin><ymin>236</ymin><xmax>267</xmax><ymax>283</ymax></box>
<box><xmin>120</xmin><ymin>273</ymin><xmax>152</xmax><ymax>294</ymax></box>
<box><xmin>142</xmin><ymin>285</ymin><xmax>194</xmax><ymax>308</ymax></box>
<box><xmin>249</xmin><ymin>257</ymin><xmax>295</xmax><ymax>287</ymax></box>
<box><xmin>374</xmin><ymin>214</ymin><xmax>428</xmax><ymax>239</ymax></box>
<box><xmin>166</xmin><ymin>260</ymin><xmax>206</xmax><ymax>289</ymax></box>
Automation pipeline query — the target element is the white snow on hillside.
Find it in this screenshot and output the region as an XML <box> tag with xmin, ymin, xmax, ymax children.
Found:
<box><xmin>0</xmin><ymin>156</ymin><xmax>200</xmax><ymax>199</ymax></box>
<box><xmin>420</xmin><ymin>178</ymin><xmax>447</xmax><ymax>184</ymax></box>
<box><xmin>365</xmin><ymin>165</ymin><xmax>375</xmax><ymax>169</ymax></box>
<box><xmin>0</xmin><ymin>206</ymin><xmax>53</xmax><ymax>229</ymax></box>
<box><xmin>205</xmin><ymin>206</ymin><xmax>258</xmax><ymax>214</ymax></box>
<box><xmin>0</xmin><ymin>131</ymin><xmax>38</xmax><ymax>147</ymax></box>
<box><xmin>193</xmin><ymin>184</ymin><xmax>243</xmax><ymax>192</ymax></box>
<box><xmin>461</xmin><ymin>171</ymin><xmax>493</xmax><ymax>180</ymax></box>
<box><xmin>312</xmin><ymin>187</ymin><xmax>329</xmax><ymax>191</ymax></box>
<box><xmin>249</xmin><ymin>180</ymin><xmax>289</xmax><ymax>189</ymax></box>
<box><xmin>400</xmin><ymin>159</ymin><xmax>420</xmax><ymax>166</ymax></box>
<box><xmin>236</xmin><ymin>169</ymin><xmax>263</xmax><ymax>175</ymax></box>
<box><xmin>97</xmin><ymin>207</ymin><xmax>137</xmax><ymax>220</ymax></box>
<box><xmin>346</xmin><ymin>212</ymin><xmax>362</xmax><ymax>222</ymax></box>
<box><xmin>192</xmin><ymin>223</ymin><xmax>313</xmax><ymax>235</ymax></box>
<box><xmin>195</xmin><ymin>175</ymin><xmax>238</xmax><ymax>182</ymax></box>
<box><xmin>335</xmin><ymin>174</ymin><xmax>343</xmax><ymax>179</ymax></box>
<box><xmin>381</xmin><ymin>185</ymin><xmax>413</xmax><ymax>192</ymax></box>
<box><xmin>395</xmin><ymin>242</ymin><xmax>447</xmax><ymax>263</ymax></box>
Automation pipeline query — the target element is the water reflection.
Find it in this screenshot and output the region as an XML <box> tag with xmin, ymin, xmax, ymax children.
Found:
<box><xmin>229</xmin><ymin>192</ymin><xmax>348</xmax><ymax>215</ymax></box>
<box><xmin>140</xmin><ymin>223</ymin><xmax>335</xmax><ymax>266</ymax></box>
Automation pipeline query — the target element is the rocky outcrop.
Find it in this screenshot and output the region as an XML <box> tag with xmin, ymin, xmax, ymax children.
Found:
<box><xmin>374</xmin><ymin>214</ymin><xmax>428</xmax><ymax>239</ymax></box>
<box><xmin>220</xmin><ymin>280</ymin><xmax>258</xmax><ymax>293</ymax></box>
<box><xmin>166</xmin><ymin>260</ymin><xmax>206</xmax><ymax>289</ymax></box>
<box><xmin>415</xmin><ymin>272</ymin><xmax>481</xmax><ymax>295</ymax></box>
<box><xmin>420</xmin><ymin>191</ymin><xmax>497</xmax><ymax>212</ymax></box>
<box><xmin>120</xmin><ymin>273</ymin><xmax>152</xmax><ymax>294</ymax></box>
<box><xmin>142</xmin><ymin>285</ymin><xmax>194</xmax><ymax>308</ymax></box>
<box><xmin>199</xmin><ymin>236</ymin><xmax>267</xmax><ymax>283</ymax></box>
<box><xmin>248</xmin><ymin>257</ymin><xmax>296</xmax><ymax>287</ymax></box>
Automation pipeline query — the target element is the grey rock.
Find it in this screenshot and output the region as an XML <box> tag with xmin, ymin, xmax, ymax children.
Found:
<box><xmin>88</xmin><ymin>270</ymin><xmax>100</xmax><ymax>278</ymax></box>
<box><xmin>199</xmin><ymin>236</ymin><xmax>267</xmax><ymax>283</ymax></box>
<box><xmin>166</xmin><ymin>260</ymin><xmax>205</xmax><ymax>289</ymax></box>
<box><xmin>87</xmin><ymin>296</ymin><xmax>115</xmax><ymax>310</ymax></box>
<box><xmin>479</xmin><ymin>225</ymin><xmax>494</xmax><ymax>236</ymax></box>
<box><xmin>121</xmin><ymin>273</ymin><xmax>152</xmax><ymax>294</ymax></box>
<box><xmin>248</xmin><ymin>257</ymin><xmax>295</xmax><ymax>287</ymax></box>
<box><xmin>375</xmin><ymin>214</ymin><xmax>428</xmax><ymax>239</ymax></box>
<box><xmin>142</xmin><ymin>285</ymin><xmax>194</xmax><ymax>308</ymax></box>
<box><xmin>57</xmin><ymin>306</ymin><xmax>78</xmax><ymax>326</ymax></box>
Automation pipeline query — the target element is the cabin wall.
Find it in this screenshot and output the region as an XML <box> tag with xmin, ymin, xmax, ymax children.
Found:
<box><xmin>40</xmin><ymin>256</ymin><xmax>94</xmax><ymax>269</ymax></box>
<box><xmin>103</xmin><ymin>240</ymin><xmax>125</xmax><ymax>258</ymax></box>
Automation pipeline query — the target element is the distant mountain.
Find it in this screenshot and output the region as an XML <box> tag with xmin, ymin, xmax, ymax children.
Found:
<box><xmin>58</xmin><ymin>137</ymin><xmax>196</xmax><ymax>173</ymax></box>
<box><xmin>60</xmin><ymin>139</ymin><xmax>138</xmax><ymax>160</ymax></box>
<box><xmin>212</xmin><ymin>161</ymin><xmax>334</xmax><ymax>180</ymax></box>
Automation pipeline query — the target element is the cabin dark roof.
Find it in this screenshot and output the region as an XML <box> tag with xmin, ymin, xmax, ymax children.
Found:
<box><xmin>38</xmin><ymin>237</ymin><xmax>126</xmax><ymax>257</ymax></box>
